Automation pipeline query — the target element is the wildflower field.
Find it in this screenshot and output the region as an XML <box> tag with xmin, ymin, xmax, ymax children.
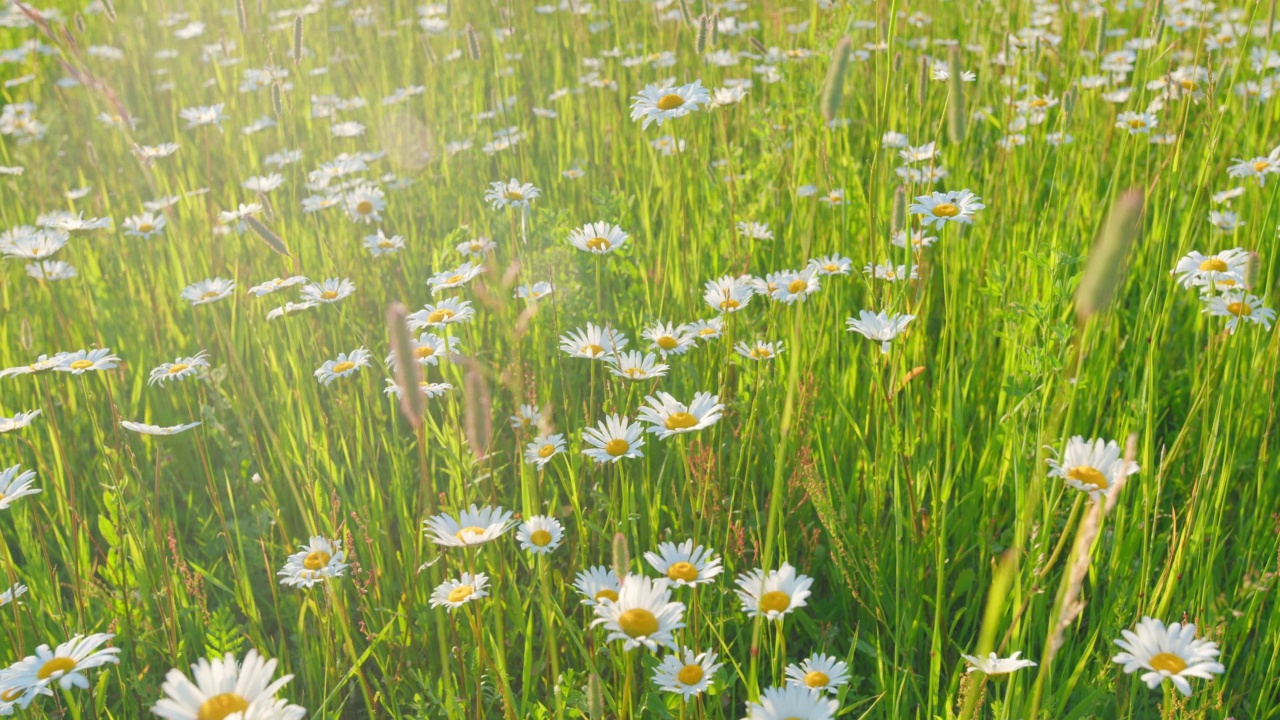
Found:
<box><xmin>1</xmin><ymin>0</ymin><xmax>1279</xmax><ymax>717</ymax></box>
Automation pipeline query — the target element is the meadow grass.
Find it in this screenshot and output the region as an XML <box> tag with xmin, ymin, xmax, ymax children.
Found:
<box><xmin>0</xmin><ymin>0</ymin><xmax>1278</xmax><ymax>718</ymax></box>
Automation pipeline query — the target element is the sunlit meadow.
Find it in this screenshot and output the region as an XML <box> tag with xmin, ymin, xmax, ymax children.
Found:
<box><xmin>0</xmin><ymin>0</ymin><xmax>1278</xmax><ymax>717</ymax></box>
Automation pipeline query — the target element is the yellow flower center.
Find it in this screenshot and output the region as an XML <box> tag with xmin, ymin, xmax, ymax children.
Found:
<box><xmin>677</xmin><ymin>663</ymin><xmax>705</xmax><ymax>685</ymax></box>
<box><xmin>932</xmin><ymin>202</ymin><xmax>960</xmax><ymax>218</ymax></box>
<box><xmin>787</xmin><ymin>279</ymin><xmax>808</xmax><ymax>293</ymax></box>
<box><xmin>582</xmin><ymin>344</ymin><xmax>604</xmax><ymax>356</ymax></box>
<box><xmin>1030</xmin><ymin>97</ymin><xmax>1049</xmax><ymax>108</ymax></box>
<box><xmin>1199</xmin><ymin>258</ymin><xmax>1228</xmax><ymax>272</ymax></box>
<box><xmin>530</xmin><ymin>529</ymin><xmax>553</xmax><ymax>546</ymax></box>
<box><xmin>332</xmin><ymin>361</ymin><xmax>356</xmax><ymax>374</ymax></box>
<box><xmin>168</xmin><ymin>363</ymin><xmax>189</xmax><ymax>374</ymax></box>
<box><xmin>605</xmin><ymin>438</ymin><xmax>630</xmax><ymax>456</ymax></box>
<box><xmin>751</xmin><ymin>348</ymin><xmax>772</xmax><ymax>359</ymax></box>
<box><xmin>446</xmin><ymin>275</ymin><xmax>463</xmax><ymax>284</ymax></box>
<box><xmin>656</xmin><ymin>93</ymin><xmax>686</xmax><ymax>111</ymax></box>
<box><xmin>37</xmin><ymin>657</ymin><xmax>77</xmax><ymax>679</ymax></box>
<box><xmin>1127</xmin><ymin>118</ymin><xmax>1146</xmax><ymax>128</ymax></box>
<box><xmin>447</xmin><ymin>584</ymin><xmax>474</xmax><ymax>603</ymax></box>
<box><xmin>758</xmin><ymin>590</ymin><xmax>791</xmax><ymax>614</ymax></box>
<box><xmin>378</xmin><ymin>240</ymin><xmax>394</xmax><ymax>248</ymax></box>
<box><xmin>303</xmin><ymin>550</ymin><xmax>331</xmax><ymax>570</ymax></box>
<box><xmin>1254</xmin><ymin>161</ymin><xmax>1270</xmax><ymax>172</ymax></box>
<box><xmin>666</xmin><ymin>561</ymin><xmax>699</xmax><ymax>583</ymax></box>
<box><xmin>698</xmin><ymin>328</ymin><xmax>716</xmax><ymax>336</ymax></box>
<box><xmin>197</xmin><ymin>693</ymin><xmax>250</xmax><ymax>720</ymax></box>
<box><xmin>624</xmin><ymin>367</ymin><xmax>646</xmax><ymax>378</ymax></box>
<box><xmin>664</xmin><ymin>412</ymin><xmax>699</xmax><ymax>431</ymax></box>
<box><xmin>1067</xmin><ymin>465</ymin><xmax>1108</xmax><ymax>489</ymax></box>
<box><xmin>427</xmin><ymin>309</ymin><xmax>455</xmax><ymax>324</ymax></box>
<box><xmin>454</xmin><ymin>526</ymin><xmax>486</xmax><ymax>541</ymax></box>
<box><xmin>594</xmin><ymin>589</ymin><xmax>619</xmax><ymax>603</ymax></box>
<box><xmin>617</xmin><ymin>608</ymin><xmax>659</xmax><ymax>638</ymax></box>
<box><xmin>585</xmin><ymin>237</ymin><xmax>611</xmax><ymax>251</ymax></box>
<box><xmin>538</xmin><ymin>444</ymin><xmax>557</xmax><ymax>458</ymax></box>
<box><xmin>69</xmin><ymin>360</ymin><xmax>94</xmax><ymax>370</ymax></box>
<box><xmin>504</xmin><ymin>190</ymin><xmax>525</xmax><ymax>201</ymax></box>
<box><xmin>356</xmin><ymin>200</ymin><xmax>374</xmax><ymax>215</ymax></box>
<box><xmin>138</xmin><ymin>223</ymin><xmax>155</xmax><ymax>233</ymax></box>
<box><xmin>719</xmin><ymin>299</ymin><xmax>740</xmax><ymax>310</ymax></box>
<box><xmin>1227</xmin><ymin>301</ymin><xmax>1252</xmax><ymax>317</ymax></box>
<box><xmin>1148</xmin><ymin>652</ymin><xmax>1188</xmax><ymax>674</ymax></box>
<box><xmin>804</xmin><ymin>670</ymin><xmax>830</xmax><ymax>688</ymax></box>
<box><xmin>415</xmin><ymin>346</ymin><xmax>435</xmax><ymax>359</ymax></box>
<box><xmin>823</xmin><ymin>264</ymin><xmax>839</xmax><ymax>272</ymax></box>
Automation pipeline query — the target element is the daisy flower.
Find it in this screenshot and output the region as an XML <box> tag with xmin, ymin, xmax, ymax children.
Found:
<box><xmin>120</xmin><ymin>421</ymin><xmax>202</xmax><ymax>436</ymax></box>
<box><xmin>582</xmin><ymin>414</ymin><xmax>646</xmax><ymax>463</ymax></box>
<box><xmin>629</xmin><ymin>80</ymin><xmax>710</xmax><ymax>128</ymax></box>
<box><xmin>179</xmin><ymin>104</ymin><xmax>227</xmax><ymax>130</ymax></box>
<box><xmin>456</xmin><ymin>237</ymin><xmax>497</xmax><ymax>257</ymax></box>
<box><xmin>0</xmin><ymin>353</ymin><xmax>68</xmax><ymax>379</ymax></box>
<box><xmin>430</xmin><ymin>573</ymin><xmax>490</xmax><ymax>612</ymax></box>
<box><xmin>686</xmin><ymin>317</ymin><xmax>724</xmax><ymax>342</ymax></box>
<box><xmin>385</xmin><ymin>333</ymin><xmax>461</xmax><ymax>368</ymax></box>
<box><xmin>864</xmin><ymin>261</ymin><xmax>918</xmax><ymax>282</ymax></box>
<box><xmin>408</xmin><ymin>298</ymin><xmax>475</xmax><ymax>329</ymax></box>
<box><xmin>0</xmin><ymin>464</ymin><xmax>40</xmax><ymax>509</ymax></box>
<box><xmin>637</xmin><ymin>391</ymin><xmax>724</xmax><ymax>439</ymax></box>
<box><xmin>1116</xmin><ymin>111</ymin><xmax>1157</xmax><ymax>134</ymax></box>
<box><xmin>736</xmin><ymin>221</ymin><xmax>773</xmax><ymax>241</ymax></box>
<box><xmin>653</xmin><ymin>649</ymin><xmax>722</xmax><ymax>700</ymax></box>
<box><xmin>846</xmin><ymin>310</ymin><xmax>916</xmax><ymax>354</ymax></box>
<box><xmin>591</xmin><ymin>576</ymin><xmax>685</xmax><ymax>651</ymax></box>
<box><xmin>575</xmin><ymin>566</ymin><xmax>623</xmax><ymax>606</ymax></box>
<box><xmin>606</xmin><ymin>351</ymin><xmax>670</xmax><ymax>381</ymax></box>
<box><xmin>266</xmin><ymin>302</ymin><xmax>320</xmax><ymax>320</ymax></box>
<box><xmin>909</xmin><ymin>190</ymin><xmax>984</xmax><ymax>229</ymax></box>
<box><xmin>1046</xmin><ymin>436</ymin><xmax>1140</xmax><ymax>501</ymax></box>
<box><xmin>735</xmin><ymin>340</ymin><xmax>784</xmax><ymax>361</ymax></box>
<box><xmin>148</xmin><ymin>351</ymin><xmax>210</xmax><ymax>386</ymax></box>
<box><xmin>364</xmin><ymin>230</ymin><xmax>405</xmax><ymax>256</ymax></box>
<box><xmin>248</xmin><ymin>276</ymin><xmax>308</xmax><ymax>297</ymax></box>
<box><xmin>510</xmin><ymin>405</ymin><xmax>543</xmax><ymax>431</ymax></box>
<box><xmin>277</xmin><ymin>536</ymin><xmax>348</xmax><ymax>588</ymax></box>
<box><xmin>122</xmin><ymin>211</ymin><xmax>166</xmax><ymax>238</ymax></box>
<box><xmin>343</xmin><ymin>185</ymin><xmax>385</xmax><ymax>223</ymax></box>
<box><xmin>1112</xmin><ymin>616</ymin><xmax>1224</xmax><ymax>696</ymax></box>
<box><xmin>151</xmin><ymin>650</ymin><xmax>305</xmax><ymax>720</ymax></box>
<box><xmin>569</xmin><ymin>222</ymin><xmax>629</xmax><ymax>254</ymax></box>
<box><xmin>516</xmin><ymin>516</ymin><xmax>564</xmax><ymax>554</ymax></box>
<box><xmin>382</xmin><ymin>379</ymin><xmax>454</xmax><ymax>399</ymax></box>
<box><xmin>703</xmin><ymin>275</ymin><xmax>754</xmax><ymax>313</ymax></box>
<box><xmin>785</xmin><ymin>654</ymin><xmax>851</xmax><ymax>694</ymax></box>
<box><xmin>0</xmin><ymin>410</ymin><xmax>40</xmax><ymax>434</ymax></box>
<box><xmin>515</xmin><ymin>281</ymin><xmax>554</xmax><ymax>301</ymax></box>
<box><xmin>1204</xmin><ymin>292</ymin><xmax>1275</xmax><ymax>333</ymax></box>
<box><xmin>735</xmin><ymin>562</ymin><xmax>814</xmax><ymax>620</ymax></box>
<box><xmin>182</xmin><ymin>278</ymin><xmax>237</xmax><ymax>306</ymax></box>
<box><xmin>742</xmin><ymin>685</ymin><xmax>838</xmax><ymax>720</ymax></box>
<box><xmin>428</xmin><ymin>261</ymin><xmax>485</xmax><ymax>294</ymax></box>
<box><xmin>808</xmin><ymin>254</ymin><xmax>852</xmax><ymax>276</ymax></box>
<box><xmin>1226</xmin><ymin>156</ymin><xmax>1278</xmax><ymax>186</ymax></box>
<box><xmin>1171</xmin><ymin>248</ymin><xmax>1249</xmax><ymax>292</ymax></box>
<box><xmin>0</xmin><ymin>634</ymin><xmax>119</xmax><ymax>706</ymax></box>
<box><xmin>770</xmin><ymin>268</ymin><xmax>821</xmax><ymax>304</ymax></box>
<box><xmin>961</xmin><ymin>651</ymin><xmax>1037</xmax><ymax>677</ymax></box>
<box><xmin>56</xmin><ymin>348</ymin><xmax>119</xmax><ymax>375</ymax></box>
<box><xmin>524</xmin><ymin>434</ymin><xmax>567</xmax><ymax>469</ymax></box>
<box><xmin>301</xmin><ymin>278</ymin><xmax>356</xmax><ymax>304</ymax></box>
<box><xmin>485</xmin><ymin>178</ymin><xmax>540</xmax><ymax>211</ymax></box>
<box><xmin>559</xmin><ymin>323</ymin><xmax>628</xmax><ymax>360</ymax></box>
<box><xmin>314</xmin><ymin>348</ymin><xmax>371</xmax><ymax>386</ymax></box>
<box><xmin>642</xmin><ymin>322</ymin><xmax>695</xmax><ymax>357</ymax></box>
<box><xmin>643</xmin><ymin>540</ymin><xmax>722</xmax><ymax>587</ymax></box>
<box><xmin>423</xmin><ymin>505</ymin><xmax>514</xmax><ymax>548</ymax></box>
<box><xmin>1</xmin><ymin>583</ymin><xmax>27</xmax><ymax>606</ymax></box>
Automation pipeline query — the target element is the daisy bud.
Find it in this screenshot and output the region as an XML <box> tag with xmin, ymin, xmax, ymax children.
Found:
<box><xmin>245</xmin><ymin>215</ymin><xmax>291</xmax><ymax>257</ymax></box>
<box><xmin>587</xmin><ymin>674</ymin><xmax>604</xmax><ymax>720</ymax></box>
<box><xmin>946</xmin><ymin>45</ymin><xmax>966</xmax><ymax>143</ymax></box>
<box><xmin>819</xmin><ymin>37</ymin><xmax>853</xmax><ymax>123</ymax></box>
<box><xmin>1076</xmin><ymin>189</ymin><xmax>1144</xmax><ymax>320</ymax></box>
<box><xmin>387</xmin><ymin>304</ymin><xmax>424</xmax><ymax>430</ymax></box>
<box><xmin>695</xmin><ymin>14</ymin><xmax>711</xmax><ymax>55</ymax></box>
<box><xmin>465</xmin><ymin>24</ymin><xmax>480</xmax><ymax>60</ymax></box>
<box><xmin>292</xmin><ymin>14</ymin><xmax>303</xmax><ymax>65</ymax></box>
<box><xmin>612</xmin><ymin>532</ymin><xmax>630</xmax><ymax>579</ymax></box>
